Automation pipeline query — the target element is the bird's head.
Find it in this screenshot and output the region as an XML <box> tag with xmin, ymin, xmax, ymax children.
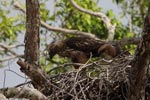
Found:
<box><xmin>98</xmin><ymin>44</ymin><xmax>118</xmax><ymax>59</ymax></box>
<box><xmin>48</xmin><ymin>41</ymin><xmax>66</xmax><ymax>59</ymax></box>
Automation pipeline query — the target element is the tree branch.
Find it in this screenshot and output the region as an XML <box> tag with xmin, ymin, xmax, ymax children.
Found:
<box><xmin>0</xmin><ymin>43</ymin><xmax>24</xmax><ymax>55</ymax></box>
<box><xmin>0</xmin><ymin>93</ymin><xmax>6</xmax><ymax>100</ymax></box>
<box><xmin>40</xmin><ymin>21</ymin><xmax>97</xmax><ymax>38</ymax></box>
<box><xmin>69</xmin><ymin>0</ymin><xmax>116</xmax><ymax>41</ymax></box>
<box><xmin>17</xmin><ymin>59</ymin><xmax>52</xmax><ymax>96</ymax></box>
<box><xmin>114</xmin><ymin>37</ymin><xmax>140</xmax><ymax>46</ymax></box>
<box><xmin>14</xmin><ymin>1</ymin><xmax>97</xmax><ymax>39</ymax></box>
<box><xmin>0</xmin><ymin>55</ymin><xmax>24</xmax><ymax>62</ymax></box>
<box><xmin>0</xmin><ymin>43</ymin><xmax>24</xmax><ymax>62</ymax></box>
<box><xmin>0</xmin><ymin>43</ymin><xmax>24</xmax><ymax>49</ymax></box>
<box><xmin>0</xmin><ymin>87</ymin><xmax>47</xmax><ymax>100</ymax></box>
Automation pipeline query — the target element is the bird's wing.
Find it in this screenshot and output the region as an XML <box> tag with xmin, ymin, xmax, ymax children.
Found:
<box><xmin>65</xmin><ymin>37</ymin><xmax>104</xmax><ymax>52</ymax></box>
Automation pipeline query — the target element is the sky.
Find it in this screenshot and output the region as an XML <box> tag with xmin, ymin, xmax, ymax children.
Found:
<box><xmin>0</xmin><ymin>0</ymin><xmax>126</xmax><ymax>88</ymax></box>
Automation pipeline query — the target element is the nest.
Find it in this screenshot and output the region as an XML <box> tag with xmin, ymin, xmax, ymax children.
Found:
<box><xmin>48</xmin><ymin>55</ymin><xmax>133</xmax><ymax>100</ymax></box>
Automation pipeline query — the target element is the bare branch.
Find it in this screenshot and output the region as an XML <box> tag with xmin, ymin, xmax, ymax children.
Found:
<box><xmin>0</xmin><ymin>43</ymin><xmax>24</xmax><ymax>62</ymax></box>
<box><xmin>0</xmin><ymin>93</ymin><xmax>6</xmax><ymax>100</ymax></box>
<box><xmin>40</xmin><ymin>21</ymin><xmax>97</xmax><ymax>38</ymax></box>
<box><xmin>0</xmin><ymin>87</ymin><xmax>47</xmax><ymax>100</ymax></box>
<box><xmin>114</xmin><ymin>37</ymin><xmax>140</xmax><ymax>46</ymax></box>
<box><xmin>0</xmin><ymin>43</ymin><xmax>24</xmax><ymax>49</ymax></box>
<box><xmin>14</xmin><ymin>1</ymin><xmax>25</xmax><ymax>13</ymax></box>
<box><xmin>17</xmin><ymin>59</ymin><xmax>52</xmax><ymax>95</ymax></box>
<box><xmin>0</xmin><ymin>54</ymin><xmax>24</xmax><ymax>62</ymax></box>
<box><xmin>14</xmin><ymin>1</ymin><xmax>97</xmax><ymax>39</ymax></box>
<box><xmin>69</xmin><ymin>0</ymin><xmax>116</xmax><ymax>40</ymax></box>
<box><xmin>0</xmin><ymin>43</ymin><xmax>24</xmax><ymax>55</ymax></box>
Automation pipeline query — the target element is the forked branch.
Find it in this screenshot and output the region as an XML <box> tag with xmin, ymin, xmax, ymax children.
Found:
<box><xmin>69</xmin><ymin>0</ymin><xmax>116</xmax><ymax>40</ymax></box>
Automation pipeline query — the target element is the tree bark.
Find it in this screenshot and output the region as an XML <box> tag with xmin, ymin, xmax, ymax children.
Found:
<box><xmin>128</xmin><ymin>8</ymin><xmax>150</xmax><ymax>100</ymax></box>
<box><xmin>24</xmin><ymin>0</ymin><xmax>40</xmax><ymax>64</ymax></box>
<box><xmin>17</xmin><ymin>0</ymin><xmax>52</xmax><ymax>96</ymax></box>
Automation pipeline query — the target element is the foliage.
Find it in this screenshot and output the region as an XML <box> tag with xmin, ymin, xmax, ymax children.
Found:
<box><xmin>113</xmin><ymin>0</ymin><xmax>148</xmax><ymax>34</ymax></box>
<box><xmin>40</xmin><ymin>1</ymin><xmax>50</xmax><ymax>22</ymax></box>
<box><xmin>55</xmin><ymin>0</ymin><xmax>105</xmax><ymax>38</ymax></box>
<box><xmin>54</xmin><ymin>0</ymin><xmax>130</xmax><ymax>40</ymax></box>
<box><xmin>0</xmin><ymin>2</ymin><xmax>24</xmax><ymax>43</ymax></box>
<box><xmin>0</xmin><ymin>0</ymin><xmax>51</xmax><ymax>43</ymax></box>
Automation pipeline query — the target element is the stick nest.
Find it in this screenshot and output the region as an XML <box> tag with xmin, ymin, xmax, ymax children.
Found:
<box><xmin>48</xmin><ymin>55</ymin><xmax>133</xmax><ymax>100</ymax></box>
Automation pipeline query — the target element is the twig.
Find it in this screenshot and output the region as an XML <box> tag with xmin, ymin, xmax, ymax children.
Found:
<box><xmin>0</xmin><ymin>43</ymin><xmax>24</xmax><ymax>55</ymax></box>
<box><xmin>0</xmin><ymin>43</ymin><xmax>24</xmax><ymax>62</ymax></box>
<box><xmin>114</xmin><ymin>37</ymin><xmax>140</xmax><ymax>46</ymax></box>
<box><xmin>47</xmin><ymin>62</ymin><xmax>84</xmax><ymax>74</ymax></box>
<box><xmin>15</xmin><ymin>81</ymin><xmax>32</xmax><ymax>87</ymax></box>
<box><xmin>0</xmin><ymin>43</ymin><xmax>24</xmax><ymax>49</ymax></box>
<box><xmin>0</xmin><ymin>55</ymin><xmax>24</xmax><ymax>62</ymax></box>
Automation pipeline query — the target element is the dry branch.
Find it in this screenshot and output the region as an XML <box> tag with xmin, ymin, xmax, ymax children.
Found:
<box><xmin>0</xmin><ymin>54</ymin><xmax>24</xmax><ymax>62</ymax></box>
<box><xmin>14</xmin><ymin>1</ymin><xmax>97</xmax><ymax>39</ymax></box>
<box><xmin>0</xmin><ymin>43</ymin><xmax>23</xmax><ymax>56</ymax></box>
<box><xmin>40</xmin><ymin>21</ymin><xmax>97</xmax><ymax>39</ymax></box>
<box><xmin>69</xmin><ymin>0</ymin><xmax>116</xmax><ymax>41</ymax></box>
<box><xmin>0</xmin><ymin>43</ymin><xmax>24</xmax><ymax>49</ymax></box>
<box><xmin>17</xmin><ymin>59</ymin><xmax>52</xmax><ymax>95</ymax></box>
<box><xmin>47</xmin><ymin>55</ymin><xmax>132</xmax><ymax>100</ymax></box>
<box><xmin>114</xmin><ymin>37</ymin><xmax>140</xmax><ymax>46</ymax></box>
<box><xmin>0</xmin><ymin>87</ymin><xmax>47</xmax><ymax>100</ymax></box>
<box><xmin>0</xmin><ymin>43</ymin><xmax>24</xmax><ymax>62</ymax></box>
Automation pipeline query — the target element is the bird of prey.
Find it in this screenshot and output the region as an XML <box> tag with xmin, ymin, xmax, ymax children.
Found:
<box><xmin>48</xmin><ymin>37</ymin><xmax>121</xmax><ymax>68</ymax></box>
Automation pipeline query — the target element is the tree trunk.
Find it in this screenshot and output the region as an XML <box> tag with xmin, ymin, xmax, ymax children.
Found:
<box><xmin>25</xmin><ymin>0</ymin><xmax>40</xmax><ymax>64</ymax></box>
<box><xmin>128</xmin><ymin>8</ymin><xmax>150</xmax><ymax>100</ymax></box>
<box><xmin>17</xmin><ymin>0</ymin><xmax>51</xmax><ymax>96</ymax></box>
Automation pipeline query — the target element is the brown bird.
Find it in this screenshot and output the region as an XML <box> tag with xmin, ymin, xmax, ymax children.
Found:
<box><xmin>98</xmin><ymin>44</ymin><xmax>121</xmax><ymax>59</ymax></box>
<box><xmin>48</xmin><ymin>37</ymin><xmax>121</xmax><ymax>68</ymax></box>
<box><xmin>60</xmin><ymin>49</ymin><xmax>89</xmax><ymax>69</ymax></box>
<box><xmin>64</xmin><ymin>37</ymin><xmax>105</xmax><ymax>57</ymax></box>
<box><xmin>48</xmin><ymin>37</ymin><xmax>104</xmax><ymax>58</ymax></box>
<box><xmin>48</xmin><ymin>40</ymin><xmax>67</xmax><ymax>59</ymax></box>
